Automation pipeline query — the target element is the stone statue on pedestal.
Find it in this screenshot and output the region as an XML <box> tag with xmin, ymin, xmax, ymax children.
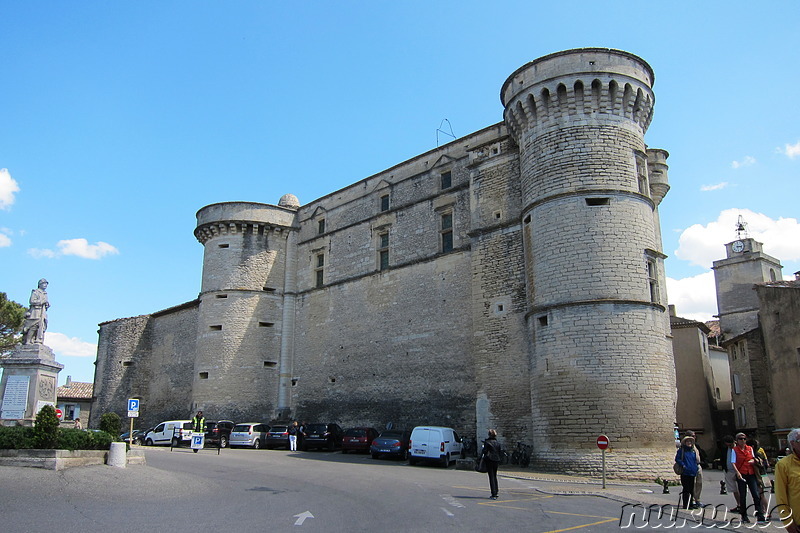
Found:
<box><xmin>22</xmin><ymin>279</ymin><xmax>49</xmax><ymax>345</ymax></box>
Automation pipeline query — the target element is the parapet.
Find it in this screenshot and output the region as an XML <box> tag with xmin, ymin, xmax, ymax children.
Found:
<box><xmin>501</xmin><ymin>48</ymin><xmax>656</xmax><ymax>139</ymax></box>
<box><xmin>194</xmin><ymin>201</ymin><xmax>298</xmax><ymax>244</ymax></box>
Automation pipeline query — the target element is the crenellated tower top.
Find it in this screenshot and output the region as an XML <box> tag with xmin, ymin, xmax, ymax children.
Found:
<box><xmin>501</xmin><ymin>48</ymin><xmax>655</xmax><ymax>141</ymax></box>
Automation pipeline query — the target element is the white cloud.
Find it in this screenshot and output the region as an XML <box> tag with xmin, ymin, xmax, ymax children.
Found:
<box><xmin>0</xmin><ymin>227</ymin><xmax>11</xmax><ymax>247</ymax></box>
<box><xmin>700</xmin><ymin>182</ymin><xmax>728</xmax><ymax>192</ymax></box>
<box><xmin>674</xmin><ymin>209</ymin><xmax>800</xmax><ymax>269</ymax></box>
<box><xmin>731</xmin><ymin>156</ymin><xmax>756</xmax><ymax>169</ymax></box>
<box><xmin>56</xmin><ymin>238</ymin><xmax>119</xmax><ymax>259</ymax></box>
<box><xmin>27</xmin><ymin>248</ymin><xmax>57</xmax><ymax>258</ymax></box>
<box><xmin>666</xmin><ymin>272</ymin><xmax>717</xmax><ymax>323</ymax></box>
<box><xmin>44</xmin><ymin>332</ymin><xmax>97</xmax><ymax>357</ymax></box>
<box><xmin>781</xmin><ymin>141</ymin><xmax>800</xmax><ymax>159</ymax></box>
<box><xmin>27</xmin><ymin>238</ymin><xmax>120</xmax><ymax>260</ymax></box>
<box><xmin>0</xmin><ymin>168</ymin><xmax>20</xmax><ymax>210</ymax></box>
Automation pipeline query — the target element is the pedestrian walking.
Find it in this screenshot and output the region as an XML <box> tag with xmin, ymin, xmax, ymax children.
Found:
<box><xmin>73</xmin><ymin>417</ymin><xmax>82</xmax><ymax>430</ymax></box>
<box><xmin>675</xmin><ymin>435</ymin><xmax>700</xmax><ymax>509</ymax></box>
<box><xmin>684</xmin><ymin>430</ymin><xmax>704</xmax><ymax>506</ymax></box>
<box><xmin>775</xmin><ymin>428</ymin><xmax>800</xmax><ymax>533</ymax></box>
<box><xmin>479</xmin><ymin>429</ymin><xmax>503</xmax><ymax>499</ymax></box>
<box><xmin>732</xmin><ymin>432</ymin><xmax>766</xmax><ymax>523</ymax></box>
<box><xmin>289</xmin><ymin>421</ymin><xmax>299</xmax><ymax>451</ymax></box>
<box><xmin>722</xmin><ymin>435</ymin><xmax>742</xmax><ymax>512</ymax></box>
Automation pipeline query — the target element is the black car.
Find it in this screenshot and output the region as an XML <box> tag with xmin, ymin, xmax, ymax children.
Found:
<box><xmin>204</xmin><ymin>420</ymin><xmax>235</xmax><ymax>448</ymax></box>
<box><xmin>302</xmin><ymin>423</ymin><xmax>344</xmax><ymax>450</ymax></box>
<box><xmin>265</xmin><ymin>425</ymin><xmax>290</xmax><ymax>449</ymax></box>
<box><xmin>371</xmin><ymin>429</ymin><xmax>411</xmax><ymax>460</ymax></box>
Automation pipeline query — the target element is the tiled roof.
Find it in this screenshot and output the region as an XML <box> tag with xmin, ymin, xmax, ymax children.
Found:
<box><xmin>669</xmin><ymin>315</ymin><xmax>711</xmax><ymax>334</ymax></box>
<box><xmin>56</xmin><ymin>381</ymin><xmax>94</xmax><ymax>400</ymax></box>
<box><xmin>705</xmin><ymin>320</ymin><xmax>721</xmax><ymax>338</ymax></box>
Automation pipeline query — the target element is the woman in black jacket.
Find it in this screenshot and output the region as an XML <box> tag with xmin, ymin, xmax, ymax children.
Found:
<box><xmin>480</xmin><ymin>429</ymin><xmax>503</xmax><ymax>499</ymax></box>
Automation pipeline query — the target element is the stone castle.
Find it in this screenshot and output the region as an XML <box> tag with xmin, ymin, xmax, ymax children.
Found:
<box><xmin>91</xmin><ymin>48</ymin><xmax>677</xmax><ymax>477</ymax></box>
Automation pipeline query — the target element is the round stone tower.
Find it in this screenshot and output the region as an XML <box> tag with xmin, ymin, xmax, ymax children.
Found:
<box><xmin>192</xmin><ymin>199</ymin><xmax>299</xmax><ymax>421</ymax></box>
<box><xmin>501</xmin><ymin>49</ymin><xmax>675</xmax><ymax>476</ymax></box>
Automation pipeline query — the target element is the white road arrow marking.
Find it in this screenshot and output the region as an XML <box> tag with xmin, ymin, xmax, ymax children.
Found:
<box><xmin>294</xmin><ymin>511</ymin><xmax>314</xmax><ymax>525</ymax></box>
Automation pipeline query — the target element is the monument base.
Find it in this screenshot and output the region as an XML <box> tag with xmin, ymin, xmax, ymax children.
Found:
<box><xmin>0</xmin><ymin>343</ymin><xmax>64</xmax><ymax>426</ymax></box>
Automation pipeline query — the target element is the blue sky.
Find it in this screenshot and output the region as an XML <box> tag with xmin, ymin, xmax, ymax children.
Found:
<box><xmin>2</xmin><ymin>2</ymin><xmax>799</xmax><ymax>385</ymax></box>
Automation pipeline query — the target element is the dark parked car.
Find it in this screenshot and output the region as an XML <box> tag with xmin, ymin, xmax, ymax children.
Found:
<box><xmin>204</xmin><ymin>420</ymin><xmax>235</xmax><ymax>448</ymax></box>
<box><xmin>120</xmin><ymin>429</ymin><xmax>148</xmax><ymax>445</ymax></box>
<box><xmin>302</xmin><ymin>423</ymin><xmax>344</xmax><ymax>450</ymax></box>
<box><xmin>265</xmin><ymin>425</ymin><xmax>290</xmax><ymax>449</ymax></box>
<box><xmin>370</xmin><ymin>429</ymin><xmax>412</xmax><ymax>460</ymax></box>
<box><xmin>342</xmin><ymin>427</ymin><xmax>379</xmax><ymax>454</ymax></box>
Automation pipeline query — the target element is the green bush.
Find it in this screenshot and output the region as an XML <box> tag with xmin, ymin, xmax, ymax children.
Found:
<box><xmin>0</xmin><ymin>426</ymin><xmax>35</xmax><ymax>449</ymax></box>
<box><xmin>98</xmin><ymin>412</ymin><xmax>121</xmax><ymax>437</ymax></box>
<box><xmin>56</xmin><ymin>428</ymin><xmax>112</xmax><ymax>450</ymax></box>
<box><xmin>33</xmin><ymin>405</ymin><xmax>60</xmax><ymax>448</ymax></box>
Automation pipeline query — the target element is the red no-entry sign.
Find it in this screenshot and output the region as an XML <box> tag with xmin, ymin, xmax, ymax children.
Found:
<box><xmin>596</xmin><ymin>435</ymin><xmax>609</xmax><ymax>450</ymax></box>
<box><xmin>55</xmin><ymin>409</ymin><xmax>63</xmax><ymax>420</ymax></box>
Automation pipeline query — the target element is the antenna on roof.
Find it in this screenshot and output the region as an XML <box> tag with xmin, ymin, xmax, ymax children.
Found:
<box><xmin>735</xmin><ymin>214</ymin><xmax>749</xmax><ymax>239</ymax></box>
<box><xmin>436</xmin><ymin>119</ymin><xmax>456</xmax><ymax>147</ymax></box>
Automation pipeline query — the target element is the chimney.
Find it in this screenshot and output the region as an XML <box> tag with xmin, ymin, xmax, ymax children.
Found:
<box><xmin>65</xmin><ymin>375</ymin><xmax>72</xmax><ymax>387</ymax></box>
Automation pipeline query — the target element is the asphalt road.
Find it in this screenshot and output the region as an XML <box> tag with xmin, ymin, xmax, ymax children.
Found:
<box><xmin>0</xmin><ymin>447</ymin><xmax>724</xmax><ymax>532</ymax></box>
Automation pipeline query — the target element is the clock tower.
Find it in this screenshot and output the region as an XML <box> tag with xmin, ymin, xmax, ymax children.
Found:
<box><xmin>713</xmin><ymin>237</ymin><xmax>783</xmax><ymax>338</ymax></box>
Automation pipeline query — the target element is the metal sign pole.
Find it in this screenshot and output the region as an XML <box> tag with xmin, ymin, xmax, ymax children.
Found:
<box><xmin>602</xmin><ymin>449</ymin><xmax>606</xmax><ymax>489</ymax></box>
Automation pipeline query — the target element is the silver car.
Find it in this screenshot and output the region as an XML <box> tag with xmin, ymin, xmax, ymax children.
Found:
<box><xmin>229</xmin><ymin>423</ymin><xmax>270</xmax><ymax>449</ymax></box>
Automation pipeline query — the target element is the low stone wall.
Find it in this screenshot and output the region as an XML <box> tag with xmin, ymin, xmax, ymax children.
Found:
<box><xmin>0</xmin><ymin>448</ymin><xmax>146</xmax><ymax>470</ymax></box>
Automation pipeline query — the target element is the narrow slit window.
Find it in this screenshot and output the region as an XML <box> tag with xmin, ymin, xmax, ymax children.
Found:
<box><xmin>263</xmin><ymin>361</ymin><xmax>277</xmax><ymax>368</ymax></box>
<box><xmin>538</xmin><ymin>315</ymin><xmax>548</xmax><ymax>326</ymax></box>
<box><xmin>380</xmin><ymin>194</ymin><xmax>390</xmax><ymax>212</ymax></box>
<box><xmin>585</xmin><ymin>198</ymin><xmax>610</xmax><ymax>206</ymax></box>
<box><xmin>218</xmin><ymin>243</ymin><xmax>230</xmax><ymax>248</ymax></box>
<box><xmin>199</xmin><ymin>372</ymin><xmax>209</xmax><ymax>379</ymax></box>
<box><xmin>258</xmin><ymin>322</ymin><xmax>274</xmax><ymax>328</ymax></box>
<box><xmin>318</xmin><ymin>219</ymin><xmax>325</xmax><ymax>235</ymax></box>
<box><xmin>215</xmin><ymin>294</ymin><xmax>228</xmax><ymax>299</ymax></box>
<box><xmin>378</xmin><ymin>232</ymin><xmax>389</xmax><ymax>271</ymax></box>
<box><xmin>315</xmin><ymin>253</ymin><xmax>325</xmax><ymax>288</ymax></box>
<box><xmin>441</xmin><ymin>212</ymin><xmax>453</xmax><ymax>253</ymax></box>
<box><xmin>209</xmin><ymin>324</ymin><xmax>222</xmax><ymax>331</ymax></box>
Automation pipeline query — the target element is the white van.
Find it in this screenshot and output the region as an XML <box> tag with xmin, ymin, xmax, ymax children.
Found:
<box><xmin>408</xmin><ymin>426</ymin><xmax>464</xmax><ymax>467</ymax></box>
<box><xmin>144</xmin><ymin>420</ymin><xmax>193</xmax><ymax>447</ymax></box>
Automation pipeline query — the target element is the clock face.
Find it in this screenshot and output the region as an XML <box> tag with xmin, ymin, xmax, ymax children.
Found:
<box><xmin>732</xmin><ymin>240</ymin><xmax>745</xmax><ymax>253</ymax></box>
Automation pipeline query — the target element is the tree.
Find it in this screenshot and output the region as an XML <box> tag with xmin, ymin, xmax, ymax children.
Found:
<box><xmin>0</xmin><ymin>292</ymin><xmax>25</xmax><ymax>356</ymax></box>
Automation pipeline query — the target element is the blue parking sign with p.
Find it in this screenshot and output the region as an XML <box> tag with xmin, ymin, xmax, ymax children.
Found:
<box><xmin>128</xmin><ymin>399</ymin><xmax>139</xmax><ymax>411</ymax></box>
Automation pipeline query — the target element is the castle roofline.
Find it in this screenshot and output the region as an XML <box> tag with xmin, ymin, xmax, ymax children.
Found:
<box><xmin>98</xmin><ymin>299</ymin><xmax>199</xmax><ymax>326</ymax></box>
<box><xmin>500</xmin><ymin>48</ymin><xmax>655</xmax><ymax>107</ymax></box>
<box><xmin>302</xmin><ymin>121</ymin><xmax>508</xmax><ymax>208</ymax></box>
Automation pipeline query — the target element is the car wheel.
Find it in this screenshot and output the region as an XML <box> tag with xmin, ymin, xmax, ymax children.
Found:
<box><xmin>400</xmin><ymin>448</ymin><xmax>408</xmax><ymax>460</ymax></box>
<box><xmin>145</xmin><ymin>438</ymin><xmax>153</xmax><ymax>446</ymax></box>
<box><xmin>171</xmin><ymin>437</ymin><xmax>179</xmax><ymax>447</ymax></box>
<box><xmin>442</xmin><ymin>453</ymin><xmax>450</xmax><ymax>467</ymax></box>
<box><xmin>371</xmin><ymin>452</ymin><xmax>378</xmax><ymax>459</ymax></box>
<box><xmin>220</xmin><ymin>436</ymin><xmax>228</xmax><ymax>448</ymax></box>
<box><xmin>253</xmin><ymin>439</ymin><xmax>262</xmax><ymax>449</ymax></box>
